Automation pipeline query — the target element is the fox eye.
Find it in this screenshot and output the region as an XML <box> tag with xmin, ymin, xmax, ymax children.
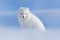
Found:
<box><xmin>25</xmin><ymin>13</ymin><xmax>27</xmax><ymax>15</ymax></box>
<box><xmin>21</xmin><ymin>13</ymin><xmax>23</xmax><ymax>15</ymax></box>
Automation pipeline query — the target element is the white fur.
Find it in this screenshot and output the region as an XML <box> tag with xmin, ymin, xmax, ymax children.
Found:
<box><xmin>18</xmin><ymin>7</ymin><xmax>46</xmax><ymax>32</ymax></box>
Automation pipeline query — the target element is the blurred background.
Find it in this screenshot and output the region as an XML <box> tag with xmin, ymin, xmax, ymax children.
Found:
<box><xmin>0</xmin><ymin>0</ymin><xmax>60</xmax><ymax>40</ymax></box>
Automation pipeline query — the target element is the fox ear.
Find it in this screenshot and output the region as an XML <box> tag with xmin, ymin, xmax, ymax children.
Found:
<box><xmin>19</xmin><ymin>7</ymin><xmax>30</xmax><ymax>13</ymax></box>
<box><xmin>19</xmin><ymin>7</ymin><xmax>29</xmax><ymax>10</ymax></box>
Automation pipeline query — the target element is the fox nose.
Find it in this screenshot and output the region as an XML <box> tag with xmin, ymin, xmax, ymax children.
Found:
<box><xmin>23</xmin><ymin>16</ymin><xmax>24</xmax><ymax>18</ymax></box>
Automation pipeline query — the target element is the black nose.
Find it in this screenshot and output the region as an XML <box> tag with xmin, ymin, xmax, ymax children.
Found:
<box><xmin>23</xmin><ymin>16</ymin><xmax>24</xmax><ymax>18</ymax></box>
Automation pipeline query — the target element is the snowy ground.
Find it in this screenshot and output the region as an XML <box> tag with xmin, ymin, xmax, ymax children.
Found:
<box><xmin>0</xmin><ymin>26</ymin><xmax>60</xmax><ymax>40</ymax></box>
